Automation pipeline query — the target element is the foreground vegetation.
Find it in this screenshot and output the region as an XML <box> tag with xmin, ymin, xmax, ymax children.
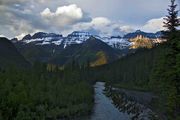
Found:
<box><xmin>91</xmin><ymin>31</ymin><xmax>180</xmax><ymax>119</ymax></box>
<box><xmin>90</xmin><ymin>1</ymin><xmax>180</xmax><ymax>119</ymax></box>
<box><xmin>0</xmin><ymin>63</ymin><xmax>93</xmax><ymax>119</ymax></box>
<box><xmin>0</xmin><ymin>1</ymin><xmax>179</xmax><ymax>120</ymax></box>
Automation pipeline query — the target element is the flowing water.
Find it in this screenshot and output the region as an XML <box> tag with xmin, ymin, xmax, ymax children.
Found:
<box><xmin>90</xmin><ymin>82</ymin><xmax>130</xmax><ymax>120</ymax></box>
<box><xmin>77</xmin><ymin>82</ymin><xmax>157</xmax><ymax>120</ymax></box>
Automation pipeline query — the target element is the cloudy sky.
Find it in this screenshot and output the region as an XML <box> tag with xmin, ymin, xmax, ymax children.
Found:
<box><xmin>0</xmin><ymin>0</ymin><xmax>179</xmax><ymax>39</ymax></box>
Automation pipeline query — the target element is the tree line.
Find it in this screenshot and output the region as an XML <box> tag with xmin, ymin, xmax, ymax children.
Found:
<box><xmin>0</xmin><ymin>62</ymin><xmax>94</xmax><ymax>120</ymax></box>
<box><xmin>90</xmin><ymin>0</ymin><xmax>180</xmax><ymax>119</ymax></box>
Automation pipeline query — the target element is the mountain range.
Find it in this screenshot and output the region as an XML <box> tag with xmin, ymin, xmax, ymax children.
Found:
<box><xmin>13</xmin><ymin>30</ymin><xmax>163</xmax><ymax>50</ymax></box>
<box><xmin>0</xmin><ymin>30</ymin><xmax>164</xmax><ymax>67</ymax></box>
<box><xmin>14</xmin><ymin>36</ymin><xmax>122</xmax><ymax>66</ymax></box>
<box><xmin>13</xmin><ymin>31</ymin><xmax>131</xmax><ymax>50</ymax></box>
<box><xmin>48</xmin><ymin>37</ymin><xmax>120</xmax><ymax>66</ymax></box>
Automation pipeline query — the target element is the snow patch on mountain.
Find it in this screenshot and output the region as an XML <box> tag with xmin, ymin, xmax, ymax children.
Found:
<box><xmin>62</xmin><ymin>31</ymin><xmax>92</xmax><ymax>48</ymax></box>
<box><xmin>52</xmin><ymin>39</ymin><xmax>64</xmax><ymax>45</ymax></box>
<box><xmin>18</xmin><ymin>31</ymin><xmax>132</xmax><ymax>49</ymax></box>
<box><xmin>24</xmin><ymin>38</ymin><xmax>44</xmax><ymax>44</ymax></box>
<box><xmin>102</xmin><ymin>37</ymin><xmax>131</xmax><ymax>49</ymax></box>
<box><xmin>21</xmin><ymin>32</ymin><xmax>64</xmax><ymax>45</ymax></box>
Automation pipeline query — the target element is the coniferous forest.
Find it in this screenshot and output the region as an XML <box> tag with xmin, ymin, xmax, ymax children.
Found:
<box><xmin>90</xmin><ymin>1</ymin><xmax>180</xmax><ymax>118</ymax></box>
<box><xmin>0</xmin><ymin>0</ymin><xmax>179</xmax><ymax>120</ymax></box>
<box><xmin>91</xmin><ymin>31</ymin><xmax>180</xmax><ymax>119</ymax></box>
<box><xmin>0</xmin><ymin>62</ymin><xmax>94</xmax><ymax>119</ymax></box>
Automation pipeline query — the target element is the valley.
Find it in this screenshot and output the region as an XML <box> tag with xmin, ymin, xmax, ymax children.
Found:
<box><xmin>0</xmin><ymin>0</ymin><xmax>179</xmax><ymax>119</ymax></box>
<box><xmin>0</xmin><ymin>29</ymin><xmax>179</xmax><ymax>120</ymax></box>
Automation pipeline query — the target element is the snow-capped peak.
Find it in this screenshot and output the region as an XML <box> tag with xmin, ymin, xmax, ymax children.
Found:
<box><xmin>21</xmin><ymin>32</ymin><xmax>64</xmax><ymax>45</ymax></box>
<box><xmin>62</xmin><ymin>31</ymin><xmax>92</xmax><ymax>48</ymax></box>
<box><xmin>68</xmin><ymin>31</ymin><xmax>92</xmax><ymax>37</ymax></box>
<box><xmin>101</xmin><ymin>37</ymin><xmax>131</xmax><ymax>49</ymax></box>
<box><xmin>18</xmin><ymin>31</ymin><xmax>131</xmax><ymax>49</ymax></box>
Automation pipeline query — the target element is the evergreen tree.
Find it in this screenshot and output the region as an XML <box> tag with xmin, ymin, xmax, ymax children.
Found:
<box><xmin>163</xmin><ymin>0</ymin><xmax>180</xmax><ymax>32</ymax></box>
<box><xmin>151</xmin><ymin>0</ymin><xmax>180</xmax><ymax>118</ymax></box>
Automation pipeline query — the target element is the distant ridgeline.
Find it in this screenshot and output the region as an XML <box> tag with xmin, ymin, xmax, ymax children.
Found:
<box><xmin>10</xmin><ymin>30</ymin><xmax>165</xmax><ymax>67</ymax></box>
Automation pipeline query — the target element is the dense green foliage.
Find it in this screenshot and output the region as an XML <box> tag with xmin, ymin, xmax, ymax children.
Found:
<box><xmin>0</xmin><ymin>1</ymin><xmax>179</xmax><ymax>119</ymax></box>
<box><xmin>89</xmin><ymin>1</ymin><xmax>180</xmax><ymax>119</ymax></box>
<box><xmin>152</xmin><ymin>0</ymin><xmax>180</xmax><ymax>118</ymax></box>
<box><xmin>163</xmin><ymin>0</ymin><xmax>179</xmax><ymax>32</ymax></box>
<box><xmin>150</xmin><ymin>31</ymin><xmax>180</xmax><ymax>119</ymax></box>
<box><xmin>91</xmin><ymin>46</ymin><xmax>164</xmax><ymax>88</ymax></box>
<box><xmin>0</xmin><ymin>63</ymin><xmax>93</xmax><ymax>120</ymax></box>
<box><xmin>90</xmin><ymin>31</ymin><xmax>179</xmax><ymax>119</ymax></box>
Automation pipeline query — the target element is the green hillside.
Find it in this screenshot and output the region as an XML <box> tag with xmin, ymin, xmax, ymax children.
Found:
<box><xmin>91</xmin><ymin>31</ymin><xmax>180</xmax><ymax>119</ymax></box>
<box><xmin>0</xmin><ymin>37</ymin><xmax>30</xmax><ymax>69</ymax></box>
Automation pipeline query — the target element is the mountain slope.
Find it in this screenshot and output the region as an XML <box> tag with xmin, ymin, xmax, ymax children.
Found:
<box><xmin>14</xmin><ymin>42</ymin><xmax>65</xmax><ymax>63</ymax></box>
<box><xmin>0</xmin><ymin>37</ymin><xmax>30</xmax><ymax>68</ymax></box>
<box><xmin>12</xmin><ymin>30</ymin><xmax>165</xmax><ymax>66</ymax></box>
<box><xmin>49</xmin><ymin>37</ymin><xmax>120</xmax><ymax>66</ymax></box>
<box><xmin>129</xmin><ymin>35</ymin><xmax>154</xmax><ymax>49</ymax></box>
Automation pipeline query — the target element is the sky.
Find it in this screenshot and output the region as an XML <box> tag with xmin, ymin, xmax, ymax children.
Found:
<box><xmin>0</xmin><ymin>0</ymin><xmax>179</xmax><ymax>39</ymax></box>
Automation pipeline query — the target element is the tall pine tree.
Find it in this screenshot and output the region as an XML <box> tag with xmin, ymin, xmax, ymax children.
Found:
<box><xmin>153</xmin><ymin>0</ymin><xmax>180</xmax><ymax>118</ymax></box>
<box><xmin>163</xmin><ymin>0</ymin><xmax>179</xmax><ymax>32</ymax></box>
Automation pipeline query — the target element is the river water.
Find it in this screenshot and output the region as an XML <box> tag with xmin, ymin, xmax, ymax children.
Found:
<box><xmin>90</xmin><ymin>82</ymin><xmax>130</xmax><ymax>120</ymax></box>
<box><xmin>77</xmin><ymin>82</ymin><xmax>156</xmax><ymax>120</ymax></box>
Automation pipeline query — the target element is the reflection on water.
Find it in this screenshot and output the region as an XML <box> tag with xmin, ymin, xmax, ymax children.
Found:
<box><xmin>90</xmin><ymin>82</ymin><xmax>130</xmax><ymax>120</ymax></box>
<box><xmin>77</xmin><ymin>82</ymin><xmax>158</xmax><ymax>120</ymax></box>
<box><xmin>105</xmin><ymin>84</ymin><xmax>159</xmax><ymax>120</ymax></box>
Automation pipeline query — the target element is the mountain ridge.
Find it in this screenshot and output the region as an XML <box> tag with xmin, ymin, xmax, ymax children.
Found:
<box><xmin>0</xmin><ymin>37</ymin><xmax>30</xmax><ymax>68</ymax></box>
<box><xmin>12</xmin><ymin>30</ymin><xmax>163</xmax><ymax>50</ymax></box>
<box><xmin>49</xmin><ymin>37</ymin><xmax>120</xmax><ymax>66</ymax></box>
<box><xmin>10</xmin><ymin>30</ymin><xmax>165</xmax><ymax>67</ymax></box>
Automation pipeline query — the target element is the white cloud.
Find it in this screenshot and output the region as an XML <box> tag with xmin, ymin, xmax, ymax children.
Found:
<box><xmin>91</xmin><ymin>17</ymin><xmax>111</xmax><ymax>27</ymax></box>
<box><xmin>72</xmin><ymin>17</ymin><xmax>111</xmax><ymax>29</ymax></box>
<box><xmin>120</xmin><ymin>26</ymin><xmax>134</xmax><ymax>33</ymax></box>
<box><xmin>90</xmin><ymin>17</ymin><xmax>112</xmax><ymax>36</ymax></box>
<box><xmin>68</xmin><ymin>17</ymin><xmax>112</xmax><ymax>36</ymax></box>
<box><xmin>0</xmin><ymin>0</ymin><xmax>172</xmax><ymax>39</ymax></box>
<box><xmin>15</xmin><ymin>33</ymin><xmax>28</xmax><ymax>40</ymax></box>
<box><xmin>40</xmin><ymin>6</ymin><xmax>115</xmax><ymax>36</ymax></box>
<box><xmin>40</xmin><ymin>8</ymin><xmax>52</xmax><ymax>17</ymax></box>
<box><xmin>64</xmin><ymin>17</ymin><xmax>133</xmax><ymax>37</ymax></box>
<box><xmin>0</xmin><ymin>0</ymin><xmax>171</xmax><ymax>39</ymax></box>
<box><xmin>56</xmin><ymin>4</ymin><xmax>83</xmax><ymax>19</ymax></box>
<box><xmin>41</xmin><ymin>4</ymin><xmax>84</xmax><ymax>27</ymax></box>
<box><xmin>0</xmin><ymin>12</ymin><xmax>41</xmax><ymax>39</ymax></box>
<box><xmin>142</xmin><ymin>17</ymin><xmax>165</xmax><ymax>32</ymax></box>
<box><xmin>0</xmin><ymin>34</ymin><xmax>6</xmax><ymax>38</ymax></box>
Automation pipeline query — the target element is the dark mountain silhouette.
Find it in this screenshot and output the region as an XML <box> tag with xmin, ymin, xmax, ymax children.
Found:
<box><xmin>0</xmin><ymin>37</ymin><xmax>30</xmax><ymax>68</ymax></box>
